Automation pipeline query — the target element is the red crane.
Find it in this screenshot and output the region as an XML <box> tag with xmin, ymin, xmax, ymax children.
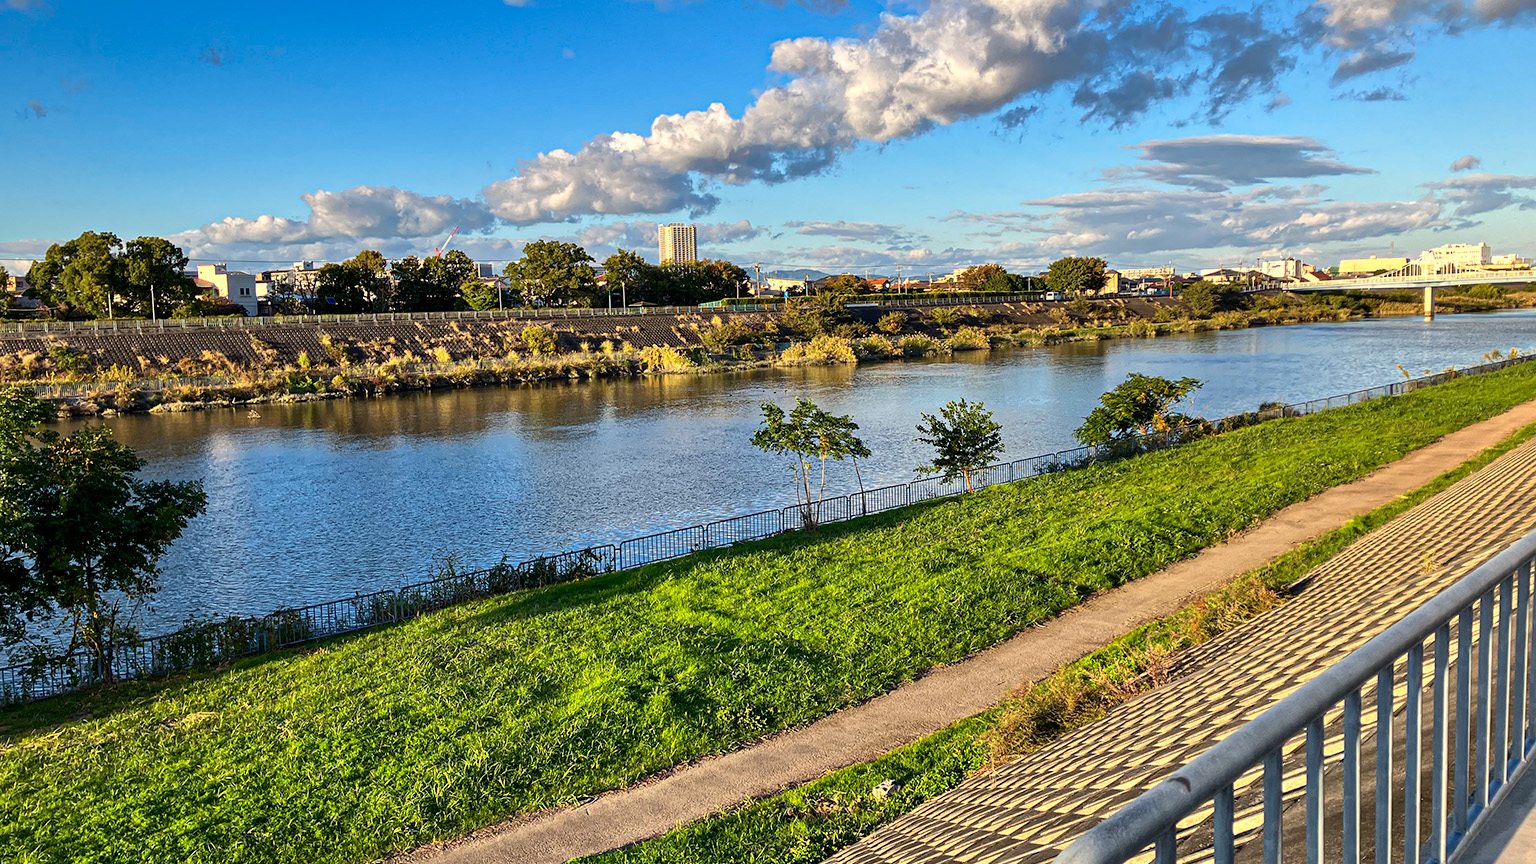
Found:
<box><xmin>433</xmin><ymin>226</ymin><xmax>460</xmax><ymax>257</ymax></box>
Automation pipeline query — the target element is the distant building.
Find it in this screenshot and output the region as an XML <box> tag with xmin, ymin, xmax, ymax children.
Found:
<box><xmin>1259</xmin><ymin>257</ymin><xmax>1305</xmax><ymax>280</ymax></box>
<box><xmin>1419</xmin><ymin>242</ymin><xmax>1492</xmax><ymax>272</ymax></box>
<box><xmin>195</xmin><ymin>264</ymin><xmax>258</xmax><ymax>316</ymax></box>
<box><xmin>765</xmin><ymin>276</ymin><xmax>809</xmax><ymax>295</ymax></box>
<box><xmin>658</xmin><ymin>223</ymin><xmax>698</xmax><ymax>265</ymax></box>
<box><xmin>1118</xmin><ymin>266</ymin><xmax>1176</xmax><ymax>280</ymax></box>
<box><xmin>1338</xmin><ymin>255</ymin><xmax>1410</xmax><ymax>277</ymax></box>
<box><xmin>1490</xmin><ymin>253</ymin><xmax>1532</xmax><ymax>270</ymax></box>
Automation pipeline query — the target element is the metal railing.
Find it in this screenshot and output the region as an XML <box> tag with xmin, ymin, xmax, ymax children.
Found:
<box><xmin>1</xmin><ymin>353</ymin><xmax>1530</xmax><ymax>705</ymax></box>
<box><xmin>0</xmin><ymin>294</ymin><xmax>1039</xmax><ymax>338</ymax></box>
<box><xmin>1056</xmin><ymin>530</ymin><xmax>1536</xmax><ymax>864</ymax></box>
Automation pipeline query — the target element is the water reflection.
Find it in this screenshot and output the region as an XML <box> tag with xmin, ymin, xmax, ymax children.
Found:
<box><xmin>78</xmin><ymin>309</ymin><xmax>1536</xmax><ymax>631</ymax></box>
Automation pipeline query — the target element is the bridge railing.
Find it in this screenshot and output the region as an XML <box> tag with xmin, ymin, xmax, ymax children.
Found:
<box><xmin>1</xmin><ymin>352</ymin><xmax>1531</xmax><ymax>705</ymax></box>
<box><xmin>1057</xmin><ymin>527</ymin><xmax>1536</xmax><ymax>864</ymax></box>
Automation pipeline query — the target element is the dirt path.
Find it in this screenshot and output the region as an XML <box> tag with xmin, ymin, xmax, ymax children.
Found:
<box><xmin>400</xmin><ymin>399</ymin><xmax>1536</xmax><ymax>864</ymax></box>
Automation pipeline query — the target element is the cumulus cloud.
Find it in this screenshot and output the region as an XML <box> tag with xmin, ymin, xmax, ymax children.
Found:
<box><xmin>174</xmin><ymin>185</ymin><xmax>495</xmax><ymax>251</ymax></box>
<box><xmin>1422</xmin><ymin>173</ymin><xmax>1536</xmax><ymax>217</ymax></box>
<box><xmin>1450</xmin><ymin>155</ymin><xmax>1482</xmax><ymax>172</ymax></box>
<box><xmin>1323</xmin><ymin>0</ymin><xmax>1536</xmax><ymax>41</ymax></box>
<box><xmin>480</xmin><ymin>0</ymin><xmax>1322</xmax><ymax>225</ymax></box>
<box><xmin>1107</xmin><ymin>135</ymin><xmax>1374</xmax><ymax>191</ymax></box>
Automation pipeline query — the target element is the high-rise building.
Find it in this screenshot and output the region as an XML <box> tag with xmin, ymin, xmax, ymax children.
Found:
<box><xmin>658</xmin><ymin>223</ymin><xmax>698</xmax><ymax>264</ymax></box>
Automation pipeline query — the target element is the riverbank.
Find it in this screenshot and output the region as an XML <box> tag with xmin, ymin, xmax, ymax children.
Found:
<box><xmin>10</xmin><ymin>285</ymin><xmax>1534</xmax><ymax>417</ymax></box>
<box><xmin>6</xmin><ymin>362</ymin><xmax>1536</xmax><ymax>864</ymax></box>
<box><xmin>568</xmin><ymin>417</ymin><xmax>1536</xmax><ymax>864</ymax></box>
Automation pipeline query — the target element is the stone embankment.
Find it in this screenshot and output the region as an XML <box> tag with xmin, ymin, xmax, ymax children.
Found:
<box><xmin>0</xmin><ymin>298</ymin><xmax>1173</xmax><ymax>381</ymax></box>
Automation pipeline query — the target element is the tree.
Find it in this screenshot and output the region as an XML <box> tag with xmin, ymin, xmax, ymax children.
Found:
<box><xmin>751</xmin><ymin>398</ymin><xmax>870</xmax><ymax>530</ymax></box>
<box><xmin>1073</xmin><ymin>373</ymin><xmax>1204</xmax><ymax>447</ymax></box>
<box><xmin>782</xmin><ymin>288</ymin><xmax>852</xmax><ymax>337</ymax></box>
<box><xmin>955</xmin><ymin>264</ymin><xmax>1007</xmax><ymax>293</ymax></box>
<box><xmin>391</xmin><ymin>250</ymin><xmax>475</xmax><ymax>312</ymax></box>
<box><xmin>123</xmin><ymin>236</ymin><xmax>197</xmax><ymax>318</ymax></box>
<box><xmin>0</xmin><ymin>265</ymin><xmax>10</xmax><ymax>316</ymax></box>
<box><xmin>1178</xmin><ymin>280</ymin><xmax>1244</xmax><ymax>317</ymax></box>
<box><xmin>825</xmin><ymin>274</ymin><xmax>871</xmax><ymax>294</ymax></box>
<box><xmin>460</xmin><ymin>278</ymin><xmax>514</xmax><ymax>311</ymax></box>
<box><xmin>0</xmin><ymin>387</ymin><xmax>206</xmax><ymax>682</ymax></box>
<box><xmin>1045</xmin><ymin>256</ymin><xmax>1108</xmax><ymax>296</ymax></box>
<box><xmin>27</xmin><ymin>231</ymin><xmax>126</xmax><ymax>317</ymax></box>
<box><xmin>313</xmin><ymin>262</ymin><xmax>377</xmax><ymax>313</ymax></box>
<box><xmin>914</xmin><ymin>399</ymin><xmax>1005</xmax><ymax>492</ymax></box>
<box><xmin>601</xmin><ymin>249</ymin><xmax>649</xmax><ymax>307</ymax></box>
<box><xmin>506</xmin><ymin>240</ymin><xmax>597</xmax><ymax>307</ymax></box>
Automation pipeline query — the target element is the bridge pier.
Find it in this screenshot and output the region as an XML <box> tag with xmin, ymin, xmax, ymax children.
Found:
<box><xmin>1425</xmin><ymin>285</ymin><xmax>1435</xmax><ymax>320</ymax></box>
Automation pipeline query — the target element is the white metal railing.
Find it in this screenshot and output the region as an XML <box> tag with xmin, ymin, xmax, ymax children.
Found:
<box><xmin>1057</xmin><ymin>529</ymin><xmax>1536</xmax><ymax>864</ymax></box>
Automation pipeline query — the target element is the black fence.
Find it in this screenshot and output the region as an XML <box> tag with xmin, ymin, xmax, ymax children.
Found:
<box><xmin>1</xmin><ymin>353</ymin><xmax>1529</xmax><ymax>704</ymax></box>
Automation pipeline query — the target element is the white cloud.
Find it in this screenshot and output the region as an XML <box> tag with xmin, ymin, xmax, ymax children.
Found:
<box><xmin>784</xmin><ymin>220</ymin><xmax>923</xmax><ymax>245</ymax></box>
<box><xmin>479</xmin><ymin>0</ymin><xmax>1321</xmax><ymax>225</ymax></box>
<box><xmin>1107</xmin><ymin>134</ymin><xmax>1375</xmax><ymax>191</ymax></box>
<box><xmin>1422</xmin><ymin>173</ymin><xmax>1536</xmax><ymax>217</ymax></box>
<box><xmin>174</xmin><ymin>185</ymin><xmax>495</xmax><ymax>251</ymax></box>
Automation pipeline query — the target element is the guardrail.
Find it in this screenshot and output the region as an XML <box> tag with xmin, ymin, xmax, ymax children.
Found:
<box><xmin>1057</xmin><ymin>527</ymin><xmax>1536</xmax><ymax>864</ymax></box>
<box><xmin>1</xmin><ymin>352</ymin><xmax>1529</xmax><ymax>705</ymax></box>
<box><xmin>0</xmin><ymin>294</ymin><xmax>1043</xmax><ymax>338</ymax></box>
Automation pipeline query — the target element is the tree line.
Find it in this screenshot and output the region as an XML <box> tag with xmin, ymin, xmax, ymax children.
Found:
<box><xmin>14</xmin><ymin>229</ymin><xmax>1120</xmax><ymax>321</ymax></box>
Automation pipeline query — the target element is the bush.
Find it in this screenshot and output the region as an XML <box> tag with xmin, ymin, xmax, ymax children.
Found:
<box><xmin>898</xmin><ymin>334</ymin><xmax>941</xmax><ymax>355</ymax></box>
<box><xmin>947</xmin><ymin>326</ymin><xmax>990</xmax><ymax>351</ymax></box>
<box><xmin>780</xmin><ymin>334</ymin><xmax>857</xmax><ymax>364</ymax></box>
<box><xmin>856</xmin><ymin>334</ymin><xmax>901</xmax><ymax>358</ymax></box>
<box><xmin>639</xmin><ymin>345</ymin><xmax>698</xmax><ymax>371</ymax></box>
<box><xmin>930</xmin><ymin>307</ymin><xmax>960</xmax><ymax>327</ymax></box>
<box><xmin>521</xmin><ymin>325</ymin><xmax>560</xmax><ymax>356</ymax></box>
<box><xmin>877</xmin><ymin>312</ymin><xmax>908</xmax><ymax>334</ymax></box>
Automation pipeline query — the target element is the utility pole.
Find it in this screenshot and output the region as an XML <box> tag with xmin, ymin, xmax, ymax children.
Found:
<box><xmin>753</xmin><ymin>262</ymin><xmax>763</xmax><ymax>297</ymax></box>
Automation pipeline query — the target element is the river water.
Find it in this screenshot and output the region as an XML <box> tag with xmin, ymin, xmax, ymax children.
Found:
<box><xmin>76</xmin><ymin>309</ymin><xmax>1536</xmax><ymax>633</ymax></box>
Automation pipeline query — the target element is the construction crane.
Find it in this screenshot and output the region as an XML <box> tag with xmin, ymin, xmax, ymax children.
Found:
<box><xmin>433</xmin><ymin>226</ymin><xmax>460</xmax><ymax>258</ymax></box>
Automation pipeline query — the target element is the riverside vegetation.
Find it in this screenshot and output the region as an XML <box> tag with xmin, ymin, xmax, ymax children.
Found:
<box><xmin>5</xmin><ymin>362</ymin><xmax>1536</xmax><ymax>864</ymax></box>
<box><xmin>6</xmin><ymin>283</ymin><xmax>1533</xmax><ymax>416</ymax></box>
<box><xmin>578</xmin><ymin>420</ymin><xmax>1536</xmax><ymax>864</ymax></box>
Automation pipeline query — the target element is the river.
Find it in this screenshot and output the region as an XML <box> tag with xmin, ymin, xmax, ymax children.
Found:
<box><xmin>73</xmin><ymin>309</ymin><xmax>1536</xmax><ymax>633</ymax></box>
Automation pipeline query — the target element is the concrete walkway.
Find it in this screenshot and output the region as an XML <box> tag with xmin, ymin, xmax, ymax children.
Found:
<box><xmin>400</xmin><ymin>399</ymin><xmax>1536</xmax><ymax>864</ymax></box>
<box><xmin>1460</xmin><ymin>762</ymin><xmax>1536</xmax><ymax>864</ymax></box>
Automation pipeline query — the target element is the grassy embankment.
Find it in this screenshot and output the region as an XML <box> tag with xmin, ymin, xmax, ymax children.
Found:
<box><xmin>578</xmin><ymin>418</ymin><xmax>1536</xmax><ymax>863</ymax></box>
<box><xmin>9</xmin><ymin>286</ymin><xmax>1534</xmax><ymax>416</ymax></box>
<box><xmin>4</xmin><ymin>364</ymin><xmax>1536</xmax><ymax>864</ymax></box>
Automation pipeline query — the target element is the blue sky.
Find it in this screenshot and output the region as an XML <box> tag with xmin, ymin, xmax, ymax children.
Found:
<box><xmin>4</xmin><ymin>0</ymin><xmax>1534</xmax><ymax>275</ymax></box>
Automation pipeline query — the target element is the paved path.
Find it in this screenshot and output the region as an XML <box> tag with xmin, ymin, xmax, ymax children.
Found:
<box><xmin>401</xmin><ymin>399</ymin><xmax>1536</xmax><ymax>864</ymax></box>
<box><xmin>1460</xmin><ymin>761</ymin><xmax>1536</xmax><ymax>864</ymax></box>
<box><xmin>829</xmin><ymin>415</ymin><xmax>1536</xmax><ymax>863</ymax></box>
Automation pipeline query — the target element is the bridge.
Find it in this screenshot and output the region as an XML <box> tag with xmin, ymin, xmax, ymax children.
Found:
<box><xmin>1286</xmin><ymin>262</ymin><xmax>1536</xmax><ymax>319</ymax></box>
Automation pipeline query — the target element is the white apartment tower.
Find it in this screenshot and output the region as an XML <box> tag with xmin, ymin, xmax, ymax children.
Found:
<box><xmin>1419</xmin><ymin>242</ymin><xmax>1492</xmax><ymax>272</ymax></box>
<box><xmin>658</xmin><ymin>223</ymin><xmax>698</xmax><ymax>265</ymax></box>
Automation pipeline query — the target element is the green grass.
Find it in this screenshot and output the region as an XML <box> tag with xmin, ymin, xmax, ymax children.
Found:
<box><xmin>578</xmin><ymin>419</ymin><xmax>1536</xmax><ymax>864</ymax></box>
<box><xmin>6</xmin><ymin>366</ymin><xmax>1536</xmax><ymax>864</ymax></box>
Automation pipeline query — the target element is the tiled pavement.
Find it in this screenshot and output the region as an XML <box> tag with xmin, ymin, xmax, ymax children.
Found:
<box><xmin>828</xmin><ymin>437</ymin><xmax>1536</xmax><ymax>864</ymax></box>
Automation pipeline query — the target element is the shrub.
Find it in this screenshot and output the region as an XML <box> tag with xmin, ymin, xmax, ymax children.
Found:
<box><xmin>780</xmin><ymin>334</ymin><xmax>857</xmax><ymax>364</ymax></box>
<box><xmin>947</xmin><ymin>326</ymin><xmax>990</xmax><ymax>351</ymax></box>
<box><xmin>877</xmin><ymin>312</ymin><xmax>908</xmax><ymax>334</ymax></box>
<box><xmin>638</xmin><ymin>345</ymin><xmax>698</xmax><ymax>372</ymax></box>
<box><xmin>930</xmin><ymin>307</ymin><xmax>960</xmax><ymax>327</ymax></box>
<box><xmin>47</xmin><ymin>344</ymin><xmax>86</xmax><ymax>375</ymax></box>
<box><xmin>856</xmin><ymin>334</ymin><xmax>901</xmax><ymax>358</ymax></box>
<box><xmin>898</xmin><ymin>334</ymin><xmax>941</xmax><ymax>355</ymax></box>
<box><xmin>521</xmin><ymin>325</ymin><xmax>560</xmax><ymax>356</ymax></box>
